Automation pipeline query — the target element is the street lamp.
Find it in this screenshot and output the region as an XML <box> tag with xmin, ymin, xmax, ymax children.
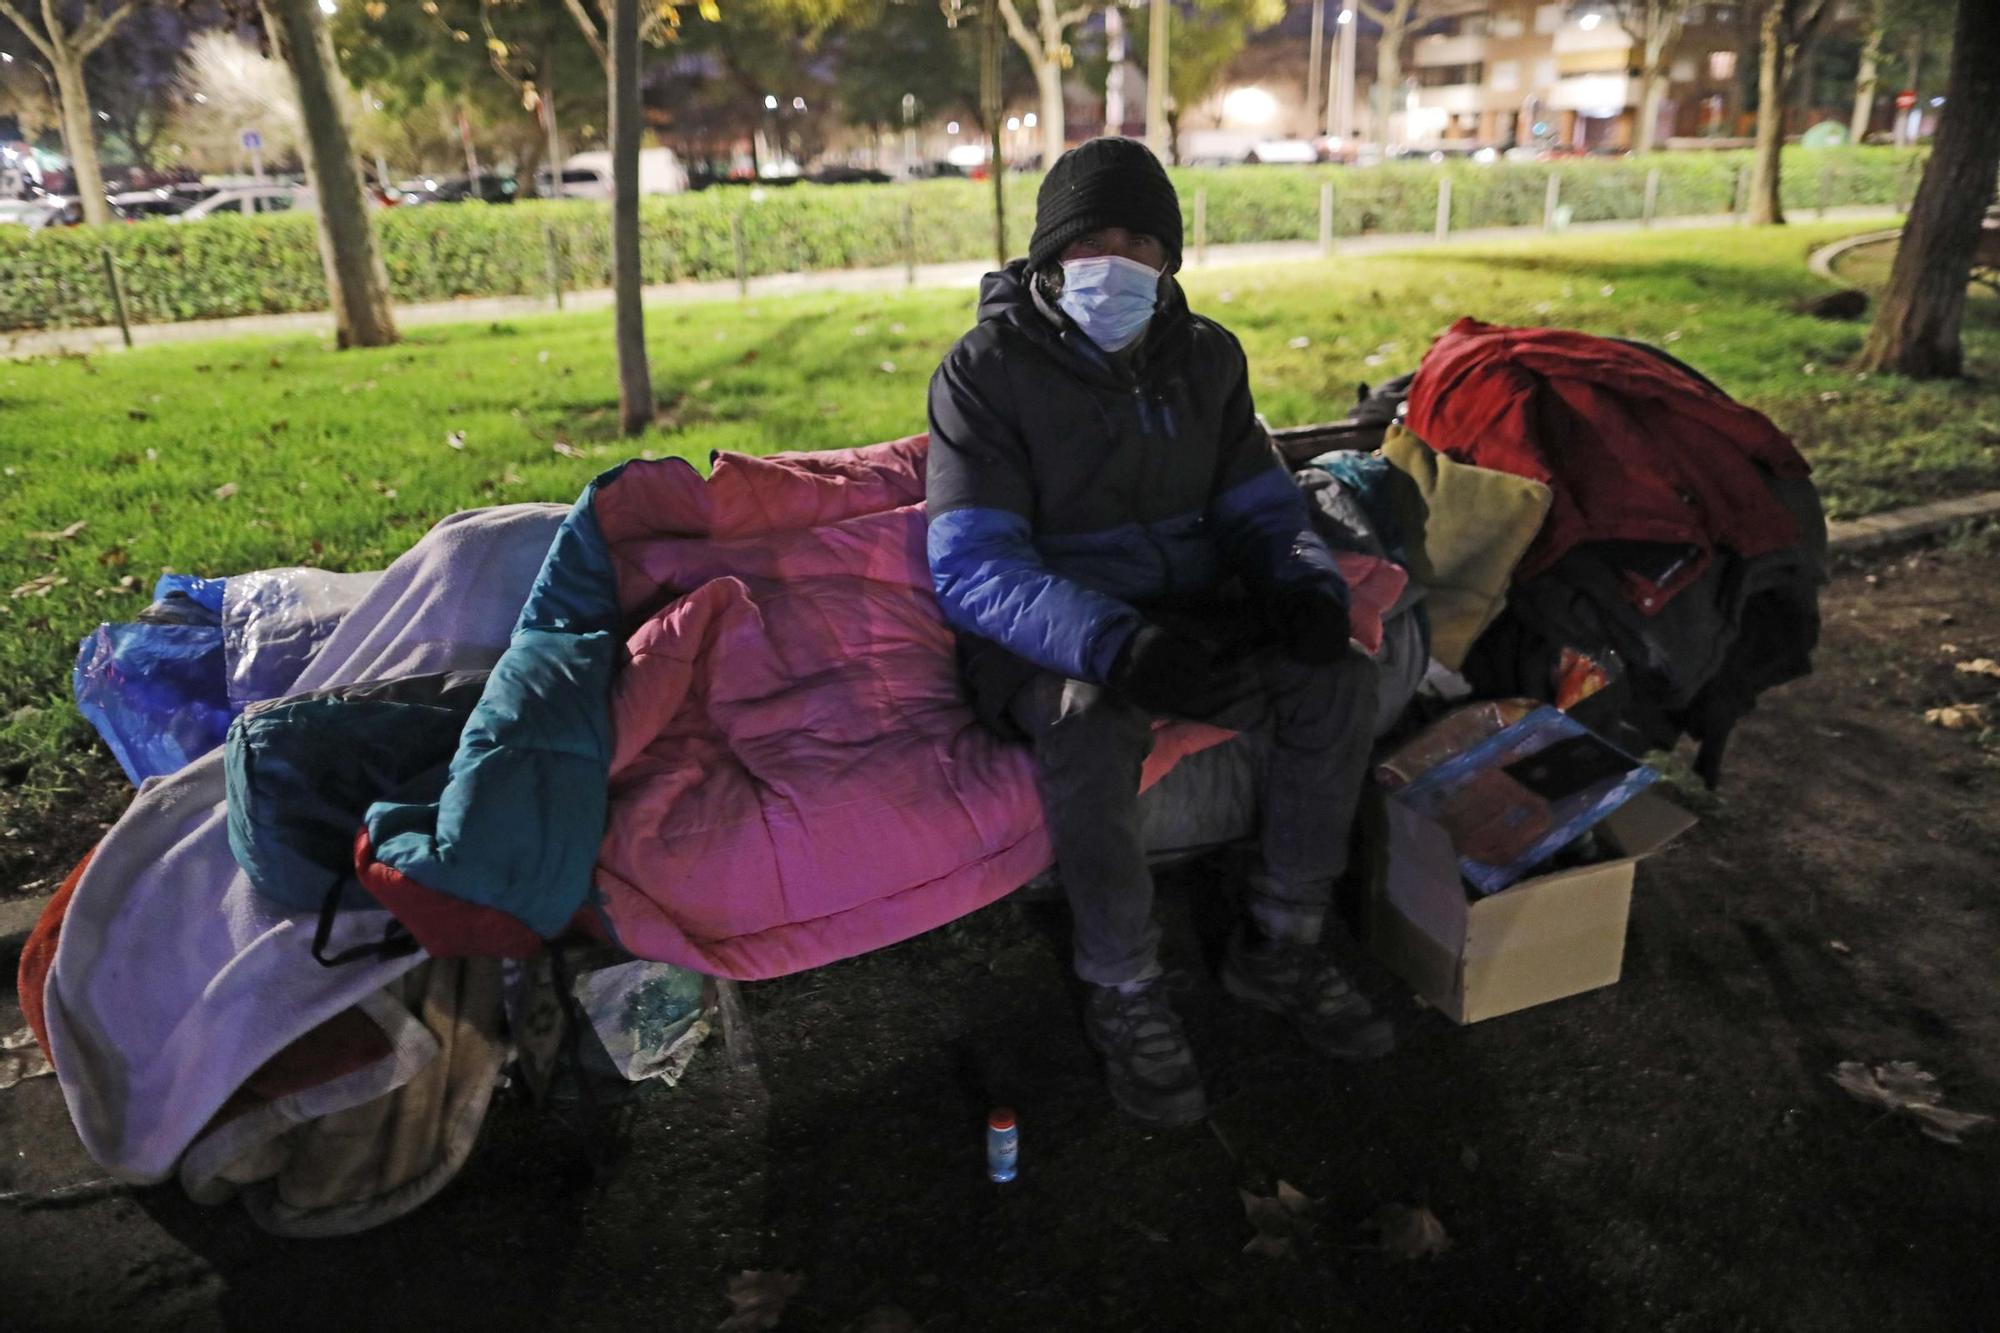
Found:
<box><xmin>1024</xmin><ymin>112</ymin><xmax>1037</xmax><ymax>129</ymax></box>
<box><xmin>764</xmin><ymin>93</ymin><xmax>778</xmax><ymax>110</ymax></box>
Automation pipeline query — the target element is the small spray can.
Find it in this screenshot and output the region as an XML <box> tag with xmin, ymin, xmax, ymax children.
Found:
<box><xmin>986</xmin><ymin>1108</ymin><xmax>1019</xmax><ymax>1183</ymax></box>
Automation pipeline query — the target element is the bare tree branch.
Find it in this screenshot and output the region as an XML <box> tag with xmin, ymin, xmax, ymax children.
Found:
<box><xmin>0</xmin><ymin>0</ymin><xmax>58</xmax><ymax>62</ymax></box>
<box><xmin>562</xmin><ymin>0</ymin><xmax>609</xmax><ymax>64</ymax></box>
<box><xmin>996</xmin><ymin>0</ymin><xmax>1041</xmax><ymax>61</ymax></box>
<box><xmin>1056</xmin><ymin>4</ymin><xmax>1091</xmax><ymax>32</ymax></box>
<box><xmin>76</xmin><ymin>0</ymin><xmax>142</xmax><ymax>56</ymax></box>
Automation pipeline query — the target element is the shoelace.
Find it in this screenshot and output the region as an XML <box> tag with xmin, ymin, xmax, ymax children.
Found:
<box><xmin>1103</xmin><ymin>983</ymin><xmax>1191</xmax><ymax>1062</ymax></box>
<box><xmin>1254</xmin><ymin>941</ymin><xmax>1359</xmax><ymax>1016</ymax></box>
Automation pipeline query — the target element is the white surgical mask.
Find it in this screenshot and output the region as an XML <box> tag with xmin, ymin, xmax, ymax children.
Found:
<box><xmin>1056</xmin><ymin>254</ymin><xmax>1161</xmax><ymax>352</ymax></box>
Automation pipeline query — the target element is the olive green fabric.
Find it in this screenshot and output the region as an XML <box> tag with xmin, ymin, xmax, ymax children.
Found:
<box><xmin>1381</xmin><ymin>426</ymin><xmax>1553</xmax><ymax>670</ymax></box>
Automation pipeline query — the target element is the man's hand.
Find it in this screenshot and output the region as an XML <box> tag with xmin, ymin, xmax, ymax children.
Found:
<box><xmin>1265</xmin><ymin>583</ymin><xmax>1352</xmax><ymax>665</ymax></box>
<box><xmin>1109</xmin><ymin>625</ymin><xmax>1237</xmax><ymax>719</ymax></box>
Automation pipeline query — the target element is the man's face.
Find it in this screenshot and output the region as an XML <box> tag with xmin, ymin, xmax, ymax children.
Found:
<box><xmin>1060</xmin><ymin>227</ymin><xmax>1167</xmax><ymax>273</ymax></box>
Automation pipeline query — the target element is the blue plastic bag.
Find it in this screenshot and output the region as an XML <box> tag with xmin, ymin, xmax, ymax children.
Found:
<box><xmin>73</xmin><ymin>575</ymin><xmax>232</xmax><ymax>785</ymax></box>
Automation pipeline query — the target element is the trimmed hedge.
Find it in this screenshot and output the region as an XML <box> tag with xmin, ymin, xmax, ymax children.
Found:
<box><xmin>0</xmin><ymin>147</ymin><xmax>1922</xmax><ymax>332</ymax></box>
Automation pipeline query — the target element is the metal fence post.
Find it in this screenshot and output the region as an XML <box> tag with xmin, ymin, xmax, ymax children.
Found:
<box><xmin>99</xmin><ymin>248</ymin><xmax>132</xmax><ymax>348</ymax></box>
<box><xmin>1319</xmin><ymin>180</ymin><xmax>1335</xmax><ymax>254</ymax></box>
<box><xmin>1543</xmin><ymin>173</ymin><xmax>1560</xmax><ymax>232</ymax></box>
<box><xmin>901</xmin><ymin>197</ymin><xmax>916</xmax><ymax>287</ymax></box>
<box><xmin>1435</xmin><ymin>177</ymin><xmax>1451</xmax><ymax>241</ymax></box>
<box><xmin>1643</xmin><ymin>167</ymin><xmax>1660</xmax><ymax>227</ymax></box>
<box><xmin>1732</xmin><ymin>164</ymin><xmax>1749</xmax><ymax>223</ymax></box>
<box><xmin>1194</xmin><ymin>188</ymin><xmax>1208</xmax><ymax>265</ymax></box>
<box><xmin>542</xmin><ymin>223</ymin><xmax>564</xmax><ymax>310</ymax></box>
<box><xmin>731</xmin><ymin>213</ymin><xmax>749</xmax><ymax>298</ymax></box>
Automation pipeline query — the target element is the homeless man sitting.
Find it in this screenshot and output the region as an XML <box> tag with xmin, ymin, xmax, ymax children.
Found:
<box><xmin>925</xmin><ymin>137</ymin><xmax>1394</xmax><ymax>1127</ymax></box>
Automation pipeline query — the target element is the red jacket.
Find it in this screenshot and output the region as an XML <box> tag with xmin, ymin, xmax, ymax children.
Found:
<box><xmin>1405</xmin><ymin>319</ymin><xmax>1811</xmax><ymax>612</ymax></box>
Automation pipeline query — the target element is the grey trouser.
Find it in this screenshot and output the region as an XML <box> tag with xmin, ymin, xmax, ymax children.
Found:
<box><xmin>1008</xmin><ymin>646</ymin><xmax>1378</xmax><ymax>986</ymax></box>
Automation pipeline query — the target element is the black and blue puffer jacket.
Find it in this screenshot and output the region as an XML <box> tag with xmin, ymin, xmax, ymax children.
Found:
<box><xmin>925</xmin><ymin>260</ymin><xmax>1346</xmax><ymax>712</ymax></box>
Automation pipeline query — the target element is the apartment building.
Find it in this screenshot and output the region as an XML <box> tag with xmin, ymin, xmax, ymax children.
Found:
<box><xmin>1402</xmin><ymin>2</ymin><xmax>1768</xmax><ymax>151</ymax></box>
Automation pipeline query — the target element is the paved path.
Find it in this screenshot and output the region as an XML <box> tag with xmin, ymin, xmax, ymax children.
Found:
<box><xmin>0</xmin><ymin>206</ymin><xmax>1900</xmax><ymax>360</ymax></box>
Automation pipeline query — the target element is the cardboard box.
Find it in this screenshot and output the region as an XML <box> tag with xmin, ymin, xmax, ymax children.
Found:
<box><xmin>1367</xmin><ymin>788</ymin><xmax>1695</xmax><ymax>1024</ymax></box>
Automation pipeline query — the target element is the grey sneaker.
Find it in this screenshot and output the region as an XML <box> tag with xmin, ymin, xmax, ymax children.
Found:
<box><xmin>1221</xmin><ymin>934</ymin><xmax>1396</xmax><ymax>1061</ymax></box>
<box><xmin>1083</xmin><ymin>978</ymin><xmax>1209</xmax><ymax>1127</ymax></box>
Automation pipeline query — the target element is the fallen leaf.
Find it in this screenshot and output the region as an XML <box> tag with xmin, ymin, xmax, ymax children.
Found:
<box><xmin>718</xmin><ymin>1270</ymin><xmax>802</xmax><ymax>1332</ymax></box>
<box><xmin>1953</xmin><ymin>658</ymin><xmax>2000</xmax><ymax>679</ymax></box>
<box><xmin>1370</xmin><ymin>1203</ymin><xmax>1451</xmax><ymax>1260</ymax></box>
<box><xmin>1287</xmin><ymin>335</ymin><xmax>1312</xmax><ymax>349</ymax></box>
<box><xmin>97</xmin><ymin>547</ymin><xmax>127</xmax><ymax>567</ymax></box>
<box><xmin>1829</xmin><ymin>939</ymin><xmax>1851</xmax><ymax>954</ymax></box>
<box><xmin>1940</xmin><ymin>643</ymin><xmax>1961</xmax><ymax>655</ymax></box>
<box><xmin>10</xmin><ymin>573</ymin><xmax>66</xmax><ymax>599</ymax></box>
<box><xmin>1924</xmin><ymin>704</ymin><xmax>1987</xmax><ymax>731</ymax></box>
<box><xmin>1831</xmin><ymin>1060</ymin><xmax>1994</xmax><ymax>1145</ymax></box>
<box><xmin>1599</xmin><ymin>284</ymin><xmax>1615</xmax><ymax>296</ymax></box>
<box><xmin>213</xmin><ymin>482</ymin><xmax>239</xmax><ymax>500</ymax></box>
<box><xmin>446</xmin><ymin>430</ymin><xmax>467</xmax><ymax>450</ymax></box>
<box><xmin>1240</xmin><ymin>1181</ymin><xmax>1317</xmax><ymax>1260</ymax></box>
<box><xmin>0</xmin><ymin>1027</ymin><xmax>52</xmax><ymax>1090</ymax></box>
<box><xmin>24</xmin><ymin>520</ymin><xmax>86</xmax><ymax>542</ymax></box>
<box><xmin>879</xmin><ymin>361</ymin><xmax>898</xmax><ymax>373</ymax></box>
<box><xmin>552</xmin><ymin>439</ymin><xmax>585</xmax><ymax>460</ymax></box>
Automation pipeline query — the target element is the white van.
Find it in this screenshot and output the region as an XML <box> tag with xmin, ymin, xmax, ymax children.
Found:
<box><xmin>552</xmin><ymin>148</ymin><xmax>689</xmax><ymax>199</ymax></box>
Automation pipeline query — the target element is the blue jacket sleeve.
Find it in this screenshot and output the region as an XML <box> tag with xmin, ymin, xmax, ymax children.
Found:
<box><xmin>1207</xmin><ymin>339</ymin><xmax>1348</xmax><ymax>604</ymax></box>
<box><xmin>926</xmin><ymin>345</ymin><xmax>1142</xmax><ymax>683</ymax></box>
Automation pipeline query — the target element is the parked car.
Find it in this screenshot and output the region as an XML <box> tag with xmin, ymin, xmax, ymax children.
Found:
<box><xmin>0</xmin><ymin>197</ymin><xmax>62</xmax><ymax>231</ymax></box>
<box><xmin>109</xmin><ymin>189</ymin><xmax>193</xmax><ymax>221</ymax></box>
<box><xmin>806</xmin><ymin>164</ymin><xmax>892</xmax><ymax>186</ymax></box>
<box><xmin>531</xmin><ymin>166</ymin><xmax>606</xmax><ymax>200</ymax></box>
<box><xmin>174</xmin><ymin>186</ymin><xmax>310</xmax><ymax>220</ymax></box>
<box><xmin>555</xmin><ymin>148</ymin><xmax>689</xmax><ymax>199</ymax></box>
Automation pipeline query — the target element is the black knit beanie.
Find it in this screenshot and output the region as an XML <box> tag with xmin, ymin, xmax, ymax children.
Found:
<box><xmin>1028</xmin><ymin>137</ymin><xmax>1182</xmax><ymax>274</ymax></box>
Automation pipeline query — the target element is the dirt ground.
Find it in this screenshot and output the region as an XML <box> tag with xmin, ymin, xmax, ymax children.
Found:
<box><xmin>5</xmin><ymin>538</ymin><xmax>1999</xmax><ymax>1333</ymax></box>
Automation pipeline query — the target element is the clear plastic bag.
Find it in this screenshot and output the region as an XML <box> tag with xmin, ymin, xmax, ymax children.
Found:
<box><xmin>223</xmin><ymin>568</ymin><xmax>382</xmax><ymax>709</ymax></box>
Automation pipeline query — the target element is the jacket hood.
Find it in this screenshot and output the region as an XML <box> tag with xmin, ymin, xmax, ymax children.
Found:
<box><xmin>974</xmin><ymin>259</ymin><xmax>1191</xmax><ymax>386</ymax></box>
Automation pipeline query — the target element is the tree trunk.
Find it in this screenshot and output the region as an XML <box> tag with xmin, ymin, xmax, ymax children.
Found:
<box><xmin>1035</xmin><ymin>54</ymin><xmax>1065</xmax><ymax>167</ymax></box>
<box><xmin>1849</xmin><ymin>0</ymin><xmax>1882</xmax><ymax>144</ymax></box>
<box><xmin>1373</xmin><ymin>29</ymin><xmax>1401</xmax><ymax>149</ymax></box>
<box><xmin>260</xmin><ymin>0</ymin><xmax>398</xmax><ymax>348</ymax></box>
<box><xmin>1635</xmin><ymin>66</ymin><xmax>1667</xmax><ymax>153</ymax></box>
<box><xmin>1104</xmin><ymin>3</ymin><xmax>1126</xmax><ymax>134</ymax></box>
<box><xmin>50</xmin><ymin>52</ymin><xmax>111</xmax><ymax>226</ymax></box>
<box><xmin>1857</xmin><ymin>0</ymin><xmax>2000</xmax><ymax>378</ymax></box>
<box><xmin>1748</xmin><ymin>1</ymin><xmax>1787</xmax><ymax>225</ymax></box>
<box><xmin>609</xmin><ymin>0</ymin><xmax>653</xmax><ymax>436</ymax></box>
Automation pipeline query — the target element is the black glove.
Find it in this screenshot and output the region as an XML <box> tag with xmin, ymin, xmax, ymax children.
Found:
<box><xmin>1108</xmin><ymin>624</ymin><xmax>1236</xmax><ymax>719</ymax></box>
<box><xmin>1265</xmin><ymin>582</ymin><xmax>1352</xmax><ymax>665</ymax></box>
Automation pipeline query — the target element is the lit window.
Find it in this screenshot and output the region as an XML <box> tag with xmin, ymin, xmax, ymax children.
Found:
<box><xmin>1671</xmin><ymin>59</ymin><xmax>1696</xmax><ymax>83</ymax></box>
<box><xmin>1534</xmin><ymin>3</ymin><xmax>1561</xmax><ymax>34</ymax></box>
<box><xmin>1492</xmin><ymin>60</ymin><xmax>1521</xmax><ymax>91</ymax></box>
<box><xmin>1708</xmin><ymin>50</ymin><xmax>1737</xmax><ymax>81</ymax></box>
<box><xmin>1533</xmin><ymin>57</ymin><xmax>1558</xmax><ymax>87</ymax></box>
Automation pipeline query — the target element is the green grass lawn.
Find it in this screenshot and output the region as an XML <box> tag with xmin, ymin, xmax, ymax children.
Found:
<box><xmin>3</xmin><ymin>219</ymin><xmax>1996</xmax><ymax>830</ymax></box>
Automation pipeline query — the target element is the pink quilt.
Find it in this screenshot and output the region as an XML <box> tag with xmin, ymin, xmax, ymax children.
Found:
<box><xmin>588</xmin><ymin>436</ymin><xmax>1406</xmax><ymax>980</ymax></box>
